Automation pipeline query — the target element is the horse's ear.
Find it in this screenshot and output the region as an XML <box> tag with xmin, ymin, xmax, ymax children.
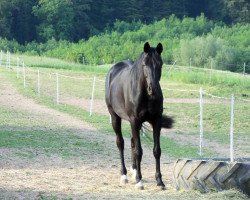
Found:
<box><xmin>144</xmin><ymin>42</ymin><xmax>150</xmax><ymax>53</ymax></box>
<box><xmin>156</xmin><ymin>43</ymin><xmax>163</xmax><ymax>55</ymax></box>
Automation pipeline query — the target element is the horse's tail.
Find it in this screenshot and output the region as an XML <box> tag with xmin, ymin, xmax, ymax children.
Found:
<box><xmin>161</xmin><ymin>115</ymin><xmax>174</xmax><ymax>129</ymax></box>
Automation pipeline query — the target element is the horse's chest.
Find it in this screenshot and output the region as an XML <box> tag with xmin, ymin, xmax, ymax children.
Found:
<box><xmin>138</xmin><ymin>99</ymin><xmax>162</xmax><ymax>119</ymax></box>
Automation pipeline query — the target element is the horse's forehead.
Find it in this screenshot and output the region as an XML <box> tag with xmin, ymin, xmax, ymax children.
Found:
<box><xmin>144</xmin><ymin>51</ymin><xmax>162</xmax><ymax>66</ymax></box>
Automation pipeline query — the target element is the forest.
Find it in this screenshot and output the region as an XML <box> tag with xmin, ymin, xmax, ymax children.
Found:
<box><xmin>0</xmin><ymin>0</ymin><xmax>249</xmax><ymax>72</ymax></box>
<box><xmin>0</xmin><ymin>0</ymin><xmax>249</xmax><ymax>43</ymax></box>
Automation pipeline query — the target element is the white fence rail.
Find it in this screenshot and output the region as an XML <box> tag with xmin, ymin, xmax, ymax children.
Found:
<box><xmin>0</xmin><ymin>51</ymin><xmax>249</xmax><ymax>161</ymax></box>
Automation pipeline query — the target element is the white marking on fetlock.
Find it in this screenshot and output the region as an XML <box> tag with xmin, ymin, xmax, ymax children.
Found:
<box><xmin>130</xmin><ymin>166</ymin><xmax>137</xmax><ymax>181</ymax></box>
<box><xmin>120</xmin><ymin>175</ymin><xmax>128</xmax><ymax>184</ymax></box>
<box><xmin>130</xmin><ymin>166</ymin><xmax>134</xmax><ymax>173</ymax></box>
<box><xmin>135</xmin><ymin>180</ymin><xmax>144</xmax><ymax>190</ymax></box>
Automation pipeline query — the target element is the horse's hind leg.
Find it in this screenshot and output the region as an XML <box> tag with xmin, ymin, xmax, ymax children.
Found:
<box><xmin>110</xmin><ymin>112</ymin><xmax>128</xmax><ymax>184</ymax></box>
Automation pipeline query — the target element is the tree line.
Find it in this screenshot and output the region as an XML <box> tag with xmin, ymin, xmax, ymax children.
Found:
<box><xmin>1</xmin><ymin>15</ymin><xmax>248</xmax><ymax>73</ymax></box>
<box><xmin>0</xmin><ymin>0</ymin><xmax>249</xmax><ymax>44</ymax></box>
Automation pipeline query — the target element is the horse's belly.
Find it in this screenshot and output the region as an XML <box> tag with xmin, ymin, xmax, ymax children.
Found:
<box><xmin>110</xmin><ymin>93</ymin><xmax>130</xmax><ymax>121</ymax></box>
<box><xmin>111</xmin><ymin>103</ymin><xmax>130</xmax><ymax>120</ymax></box>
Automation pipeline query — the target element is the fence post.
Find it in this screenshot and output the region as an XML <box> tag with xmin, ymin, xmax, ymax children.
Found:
<box><xmin>89</xmin><ymin>76</ymin><xmax>96</xmax><ymax>116</ymax></box>
<box><xmin>8</xmin><ymin>51</ymin><xmax>11</xmax><ymax>70</ymax></box>
<box><xmin>230</xmin><ymin>94</ymin><xmax>234</xmax><ymax>162</ymax></box>
<box><xmin>16</xmin><ymin>57</ymin><xmax>20</xmax><ymax>78</ymax></box>
<box><xmin>199</xmin><ymin>87</ymin><xmax>203</xmax><ymax>156</ymax></box>
<box><xmin>6</xmin><ymin>51</ymin><xmax>8</xmax><ymax>68</ymax></box>
<box><xmin>243</xmin><ymin>63</ymin><xmax>246</xmax><ymax>75</ymax></box>
<box><xmin>0</xmin><ymin>50</ymin><xmax>2</xmax><ymax>66</ymax></box>
<box><xmin>189</xmin><ymin>57</ymin><xmax>192</xmax><ymax>68</ymax></box>
<box><xmin>23</xmin><ymin>62</ymin><xmax>26</xmax><ymax>88</ymax></box>
<box><xmin>56</xmin><ymin>73</ymin><xmax>59</xmax><ymax>104</ymax></box>
<box><xmin>37</xmin><ymin>69</ymin><xmax>40</xmax><ymax>96</ymax></box>
<box><xmin>210</xmin><ymin>59</ymin><xmax>213</xmax><ymax>82</ymax></box>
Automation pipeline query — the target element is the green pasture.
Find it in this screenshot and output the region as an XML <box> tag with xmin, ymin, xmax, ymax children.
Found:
<box><xmin>1</xmin><ymin>53</ymin><xmax>249</xmax><ymax>159</ymax></box>
<box><xmin>0</xmin><ymin>80</ymin><xmax>209</xmax><ymax>159</ymax></box>
<box><xmin>0</xmin><ymin>130</ymin><xmax>105</xmax><ymax>159</ymax></box>
<box><xmin>7</xmin><ymin>52</ymin><xmax>250</xmax><ymax>97</ymax></box>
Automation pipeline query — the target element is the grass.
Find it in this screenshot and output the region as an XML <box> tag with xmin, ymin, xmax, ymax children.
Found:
<box><xmin>7</xmin><ymin>52</ymin><xmax>250</xmax><ymax>98</ymax></box>
<box><xmin>163</xmin><ymin>66</ymin><xmax>250</xmax><ymax>98</ymax></box>
<box><xmin>0</xmin><ymin>103</ymin><xmax>106</xmax><ymax>159</ymax></box>
<box><xmin>1</xmin><ymin>53</ymin><xmax>249</xmax><ymax>158</ymax></box>
<box><xmin>2</xmin><ymin>86</ymin><xmax>206</xmax><ymax>159</ymax></box>
<box><xmin>164</xmin><ymin>101</ymin><xmax>249</xmax><ymax>138</ymax></box>
<box><xmin>0</xmin><ymin>130</ymin><xmax>104</xmax><ymax>158</ymax></box>
<box><xmin>12</xmin><ymin>53</ymin><xmax>110</xmax><ymax>74</ymax></box>
<box><xmin>1</xmin><ymin>67</ymin><xmax>215</xmax><ymax>159</ymax></box>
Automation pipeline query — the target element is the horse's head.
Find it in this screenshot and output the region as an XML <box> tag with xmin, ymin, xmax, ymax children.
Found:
<box><xmin>142</xmin><ymin>42</ymin><xmax>163</xmax><ymax>96</ymax></box>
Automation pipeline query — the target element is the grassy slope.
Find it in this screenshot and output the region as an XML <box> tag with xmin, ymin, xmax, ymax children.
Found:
<box><xmin>2</xmin><ymin>54</ymin><xmax>250</xmax><ymax>158</ymax></box>
<box><xmin>15</xmin><ymin>53</ymin><xmax>250</xmax><ymax>97</ymax></box>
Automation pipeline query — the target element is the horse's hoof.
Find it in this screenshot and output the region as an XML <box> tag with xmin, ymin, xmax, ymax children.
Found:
<box><xmin>130</xmin><ymin>166</ymin><xmax>137</xmax><ymax>181</ymax></box>
<box><xmin>120</xmin><ymin>175</ymin><xmax>128</xmax><ymax>184</ymax></box>
<box><xmin>135</xmin><ymin>180</ymin><xmax>144</xmax><ymax>190</ymax></box>
<box><xmin>159</xmin><ymin>185</ymin><xmax>166</xmax><ymax>190</ymax></box>
<box><xmin>157</xmin><ymin>182</ymin><xmax>166</xmax><ymax>190</ymax></box>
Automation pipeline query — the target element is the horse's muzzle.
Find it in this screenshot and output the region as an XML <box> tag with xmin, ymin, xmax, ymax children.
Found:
<box><xmin>147</xmin><ymin>83</ymin><xmax>153</xmax><ymax>95</ymax></box>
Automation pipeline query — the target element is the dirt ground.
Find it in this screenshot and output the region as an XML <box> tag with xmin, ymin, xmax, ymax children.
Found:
<box><xmin>0</xmin><ymin>72</ymin><xmax>248</xmax><ymax>200</ymax></box>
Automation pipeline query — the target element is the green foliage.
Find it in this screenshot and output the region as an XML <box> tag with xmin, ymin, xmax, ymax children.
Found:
<box><xmin>33</xmin><ymin>0</ymin><xmax>74</xmax><ymax>42</ymax></box>
<box><xmin>110</xmin><ymin>20</ymin><xmax>143</xmax><ymax>33</ymax></box>
<box><xmin>0</xmin><ymin>0</ymin><xmax>38</xmax><ymax>44</ymax></box>
<box><xmin>0</xmin><ymin>14</ymin><xmax>249</xmax><ymax>73</ymax></box>
<box><xmin>223</xmin><ymin>0</ymin><xmax>250</xmax><ymax>24</ymax></box>
<box><xmin>43</xmin><ymin>15</ymin><xmax>215</xmax><ymax>64</ymax></box>
<box><xmin>43</xmin><ymin>15</ymin><xmax>249</xmax><ymax>73</ymax></box>
<box><xmin>0</xmin><ymin>38</ymin><xmax>24</xmax><ymax>52</ymax></box>
<box><xmin>0</xmin><ymin>0</ymin><xmax>249</xmax><ymax>44</ymax></box>
<box><xmin>173</xmin><ymin>23</ymin><xmax>250</xmax><ymax>72</ymax></box>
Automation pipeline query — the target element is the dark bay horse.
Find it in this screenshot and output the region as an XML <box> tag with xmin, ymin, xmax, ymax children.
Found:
<box><xmin>105</xmin><ymin>42</ymin><xmax>173</xmax><ymax>189</ymax></box>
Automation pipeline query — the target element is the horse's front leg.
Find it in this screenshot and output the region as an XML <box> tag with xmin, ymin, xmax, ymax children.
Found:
<box><xmin>130</xmin><ymin>137</ymin><xmax>137</xmax><ymax>181</ymax></box>
<box><xmin>152</xmin><ymin>118</ymin><xmax>165</xmax><ymax>189</ymax></box>
<box><xmin>130</xmin><ymin>120</ymin><xmax>143</xmax><ymax>189</ymax></box>
<box><xmin>110</xmin><ymin>113</ymin><xmax>128</xmax><ymax>184</ymax></box>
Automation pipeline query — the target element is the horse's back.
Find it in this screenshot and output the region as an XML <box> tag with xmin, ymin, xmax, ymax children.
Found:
<box><xmin>105</xmin><ymin>60</ymin><xmax>133</xmax><ymax>90</ymax></box>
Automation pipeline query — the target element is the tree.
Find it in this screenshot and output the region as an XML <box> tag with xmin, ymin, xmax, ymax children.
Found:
<box><xmin>71</xmin><ymin>0</ymin><xmax>92</xmax><ymax>41</ymax></box>
<box><xmin>115</xmin><ymin>0</ymin><xmax>144</xmax><ymax>21</ymax></box>
<box><xmin>0</xmin><ymin>0</ymin><xmax>13</xmax><ymax>38</ymax></box>
<box><xmin>88</xmin><ymin>0</ymin><xmax>115</xmax><ymax>35</ymax></box>
<box><xmin>224</xmin><ymin>0</ymin><xmax>250</xmax><ymax>24</ymax></box>
<box><xmin>33</xmin><ymin>0</ymin><xmax>74</xmax><ymax>41</ymax></box>
<box><xmin>0</xmin><ymin>0</ymin><xmax>38</xmax><ymax>44</ymax></box>
<box><xmin>11</xmin><ymin>0</ymin><xmax>38</xmax><ymax>44</ymax></box>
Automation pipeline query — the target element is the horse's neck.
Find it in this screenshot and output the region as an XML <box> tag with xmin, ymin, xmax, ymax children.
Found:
<box><xmin>130</xmin><ymin>62</ymin><xmax>146</xmax><ymax>97</ymax></box>
<box><xmin>132</xmin><ymin>55</ymin><xmax>144</xmax><ymax>81</ymax></box>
